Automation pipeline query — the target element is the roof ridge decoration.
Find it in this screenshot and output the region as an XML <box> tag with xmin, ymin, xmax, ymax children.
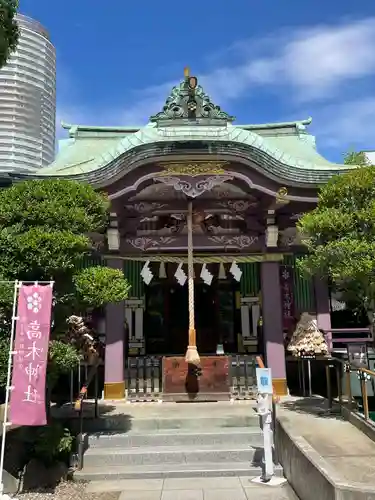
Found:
<box><xmin>150</xmin><ymin>67</ymin><xmax>235</xmax><ymax>126</ymax></box>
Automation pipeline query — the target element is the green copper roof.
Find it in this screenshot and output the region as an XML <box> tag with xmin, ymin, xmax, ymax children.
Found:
<box><xmin>37</xmin><ymin>120</ymin><xmax>350</xmax><ymax>184</ymax></box>
<box><xmin>36</xmin><ymin>73</ymin><xmax>352</xmax><ymax>185</ymax></box>
<box><xmin>44</xmin><ymin>137</ymin><xmax>121</xmax><ymax>175</ymax></box>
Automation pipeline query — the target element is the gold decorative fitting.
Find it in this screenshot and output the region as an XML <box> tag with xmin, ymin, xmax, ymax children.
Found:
<box><xmin>188</xmin><ymin>76</ymin><xmax>198</xmax><ymax>90</ymax></box>
<box><xmin>276</xmin><ymin>187</ymin><xmax>288</xmax><ymax>203</ymax></box>
<box><xmin>157</xmin><ymin>162</ymin><xmax>229</xmax><ymax>177</ymax></box>
<box><xmin>184</xmin><ymin>67</ymin><xmax>190</xmax><ymax>78</ymax></box>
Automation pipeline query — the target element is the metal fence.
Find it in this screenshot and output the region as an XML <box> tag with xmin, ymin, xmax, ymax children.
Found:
<box><xmin>229</xmin><ymin>355</ymin><xmax>258</xmax><ymax>400</ymax></box>
<box><xmin>125</xmin><ymin>356</ymin><xmax>163</xmax><ymax>402</ymax></box>
<box><xmin>62</xmin><ymin>354</ymin><xmax>259</xmax><ymax>403</ymax></box>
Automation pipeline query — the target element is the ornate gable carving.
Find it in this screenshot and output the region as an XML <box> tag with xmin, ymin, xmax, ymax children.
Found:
<box><xmin>150</xmin><ymin>68</ymin><xmax>235</xmax><ymax>126</ymax></box>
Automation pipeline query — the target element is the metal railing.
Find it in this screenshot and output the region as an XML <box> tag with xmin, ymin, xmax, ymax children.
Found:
<box><xmin>296</xmin><ymin>347</ymin><xmax>375</xmax><ymax>426</ymax></box>
<box><xmin>330</xmin><ymin>357</ymin><xmax>375</xmax><ymax>422</ymax></box>
<box><xmin>73</xmin><ymin>359</ymin><xmax>101</xmax><ymax>471</ymax></box>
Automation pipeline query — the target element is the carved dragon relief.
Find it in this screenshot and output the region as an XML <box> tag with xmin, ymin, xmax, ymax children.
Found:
<box><xmin>123</xmin><ymin>209</ymin><xmax>261</xmax><ymax>250</ymax></box>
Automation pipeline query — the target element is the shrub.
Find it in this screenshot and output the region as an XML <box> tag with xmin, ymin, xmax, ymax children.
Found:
<box><xmin>29</xmin><ymin>421</ymin><xmax>74</xmax><ymax>466</ymax></box>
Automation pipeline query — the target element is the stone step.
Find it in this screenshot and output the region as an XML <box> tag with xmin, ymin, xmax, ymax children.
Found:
<box><xmin>87</xmin><ymin>427</ymin><xmax>265</xmax><ymax>449</ymax></box>
<box><xmin>78</xmin><ymin>414</ymin><xmax>261</xmax><ymax>433</ymax></box>
<box><xmin>74</xmin><ymin>462</ymin><xmax>284</xmax><ymax>481</ymax></box>
<box><xmin>83</xmin><ymin>443</ymin><xmax>262</xmax><ymax>467</ymax></box>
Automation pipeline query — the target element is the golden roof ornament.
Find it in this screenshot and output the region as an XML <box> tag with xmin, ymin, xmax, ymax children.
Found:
<box><xmin>276</xmin><ymin>187</ymin><xmax>288</xmax><ymax>204</ymax></box>
<box><xmin>184</xmin><ymin>67</ymin><xmax>198</xmax><ymax>90</ymax></box>
<box><xmin>157</xmin><ymin>161</ymin><xmax>229</xmax><ymax>177</ymax></box>
<box><xmin>150</xmin><ymin>68</ymin><xmax>234</xmax><ymax>123</ymax></box>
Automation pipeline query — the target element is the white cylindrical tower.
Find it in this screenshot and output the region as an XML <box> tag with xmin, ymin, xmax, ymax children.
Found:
<box><xmin>0</xmin><ymin>14</ymin><xmax>56</xmax><ymax>172</ymax></box>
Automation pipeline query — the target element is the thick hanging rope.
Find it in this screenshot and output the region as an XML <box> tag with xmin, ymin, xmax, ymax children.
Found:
<box><xmin>185</xmin><ymin>200</ymin><xmax>200</xmax><ymax>366</ymax></box>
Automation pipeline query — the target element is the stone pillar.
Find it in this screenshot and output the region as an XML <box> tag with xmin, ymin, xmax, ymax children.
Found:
<box><xmin>104</xmin><ymin>258</ymin><xmax>125</xmax><ymax>399</ymax></box>
<box><xmin>314</xmin><ymin>277</ymin><xmax>332</xmax><ymax>351</ymax></box>
<box><xmin>260</xmin><ymin>261</ymin><xmax>288</xmax><ymax>396</ymax></box>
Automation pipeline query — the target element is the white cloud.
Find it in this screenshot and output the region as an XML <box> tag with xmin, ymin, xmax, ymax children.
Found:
<box><xmin>56</xmin><ymin>17</ymin><xmax>375</xmax><ymax>152</ymax></box>
<box><xmin>205</xmin><ymin>17</ymin><xmax>375</xmax><ymax>102</ymax></box>
<box><xmin>117</xmin><ymin>17</ymin><xmax>375</xmax><ymax>123</ymax></box>
<box><xmin>312</xmin><ymin>97</ymin><xmax>375</xmax><ymax>151</ymax></box>
<box><xmin>279</xmin><ymin>19</ymin><xmax>375</xmax><ymax>99</ymax></box>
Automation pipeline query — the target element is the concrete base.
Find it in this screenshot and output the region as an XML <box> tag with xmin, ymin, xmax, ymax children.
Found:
<box><xmin>251</xmin><ymin>476</ymin><xmax>288</xmax><ymax>486</ymax></box>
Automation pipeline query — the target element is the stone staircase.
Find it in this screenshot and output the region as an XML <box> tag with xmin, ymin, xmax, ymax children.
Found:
<box><xmin>73</xmin><ymin>402</ymin><xmax>283</xmax><ymax>482</ymax></box>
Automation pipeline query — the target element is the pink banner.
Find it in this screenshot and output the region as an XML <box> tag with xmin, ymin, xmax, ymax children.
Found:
<box><xmin>9</xmin><ymin>284</ymin><xmax>53</xmax><ymax>426</ymax></box>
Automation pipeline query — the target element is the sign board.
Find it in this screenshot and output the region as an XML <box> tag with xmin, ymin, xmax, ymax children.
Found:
<box><xmin>256</xmin><ymin>367</ymin><xmax>273</xmax><ymax>394</ymax></box>
<box><xmin>279</xmin><ymin>265</ymin><xmax>295</xmax><ymax>330</ymax></box>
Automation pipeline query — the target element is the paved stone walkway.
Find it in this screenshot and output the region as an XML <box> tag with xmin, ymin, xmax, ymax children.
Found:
<box><xmin>86</xmin><ymin>477</ymin><xmax>298</xmax><ymax>499</ymax></box>
<box><xmin>279</xmin><ymin>397</ymin><xmax>375</xmax><ymax>489</ymax></box>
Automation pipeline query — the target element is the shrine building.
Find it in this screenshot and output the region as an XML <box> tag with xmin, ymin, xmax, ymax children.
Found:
<box><xmin>15</xmin><ymin>70</ymin><xmax>352</xmax><ymax>400</ymax></box>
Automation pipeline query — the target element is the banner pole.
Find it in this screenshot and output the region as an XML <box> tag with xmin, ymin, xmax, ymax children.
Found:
<box><xmin>0</xmin><ymin>279</ymin><xmax>19</xmax><ymax>497</ymax></box>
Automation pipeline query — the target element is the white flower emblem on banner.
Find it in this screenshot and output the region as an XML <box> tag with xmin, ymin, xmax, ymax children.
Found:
<box><xmin>27</xmin><ymin>292</ymin><xmax>42</xmax><ymax>314</ymax></box>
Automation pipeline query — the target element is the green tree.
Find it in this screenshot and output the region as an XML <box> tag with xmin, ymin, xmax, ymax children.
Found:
<box><xmin>297</xmin><ymin>151</ymin><xmax>375</xmax><ymax>325</ymax></box>
<box><xmin>0</xmin><ymin>179</ymin><xmax>130</xmax><ymax>390</ymax></box>
<box><xmin>0</xmin><ymin>0</ymin><xmax>19</xmax><ymax>69</ymax></box>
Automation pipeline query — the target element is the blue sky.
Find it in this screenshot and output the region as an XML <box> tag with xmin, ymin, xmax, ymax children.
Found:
<box><xmin>20</xmin><ymin>0</ymin><xmax>375</xmax><ymax>162</ymax></box>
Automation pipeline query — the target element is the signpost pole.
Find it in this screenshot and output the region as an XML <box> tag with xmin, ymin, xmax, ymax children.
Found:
<box><xmin>259</xmin><ymin>392</ymin><xmax>274</xmax><ymax>481</ymax></box>
<box><xmin>252</xmin><ymin>367</ymin><xmax>287</xmax><ymax>487</ymax></box>
<box><xmin>307</xmin><ymin>359</ymin><xmax>312</xmax><ymax>397</ymax></box>
<box><xmin>0</xmin><ymin>280</ymin><xmax>19</xmax><ymax>500</ymax></box>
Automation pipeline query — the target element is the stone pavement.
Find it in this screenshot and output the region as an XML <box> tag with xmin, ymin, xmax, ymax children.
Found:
<box><xmin>86</xmin><ymin>477</ymin><xmax>299</xmax><ymax>499</ymax></box>
<box><xmin>278</xmin><ymin>397</ymin><xmax>375</xmax><ymax>490</ymax></box>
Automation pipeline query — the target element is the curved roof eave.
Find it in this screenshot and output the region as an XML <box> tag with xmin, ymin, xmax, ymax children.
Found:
<box><xmin>38</xmin><ymin>122</ymin><xmax>353</xmax><ymax>183</ymax></box>
<box><xmin>60</xmin><ymin>121</ymin><xmax>141</xmax><ymax>135</ymax></box>
<box><xmin>236</xmin><ymin>117</ymin><xmax>313</xmax><ymax>130</ymax></box>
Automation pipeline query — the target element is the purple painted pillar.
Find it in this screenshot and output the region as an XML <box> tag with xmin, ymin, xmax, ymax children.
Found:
<box><xmin>314</xmin><ymin>277</ymin><xmax>332</xmax><ymax>351</ymax></box>
<box><xmin>104</xmin><ymin>258</ymin><xmax>125</xmax><ymax>399</ymax></box>
<box><xmin>260</xmin><ymin>261</ymin><xmax>287</xmax><ymax>395</ymax></box>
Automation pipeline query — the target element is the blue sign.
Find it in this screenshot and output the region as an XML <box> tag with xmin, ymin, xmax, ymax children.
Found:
<box><xmin>256</xmin><ymin>368</ymin><xmax>273</xmax><ymax>394</ymax></box>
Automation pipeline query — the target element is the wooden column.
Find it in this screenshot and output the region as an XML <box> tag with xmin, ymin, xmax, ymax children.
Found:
<box><xmin>104</xmin><ymin>258</ymin><xmax>125</xmax><ymax>400</ymax></box>
<box><xmin>260</xmin><ymin>261</ymin><xmax>288</xmax><ymax>396</ymax></box>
